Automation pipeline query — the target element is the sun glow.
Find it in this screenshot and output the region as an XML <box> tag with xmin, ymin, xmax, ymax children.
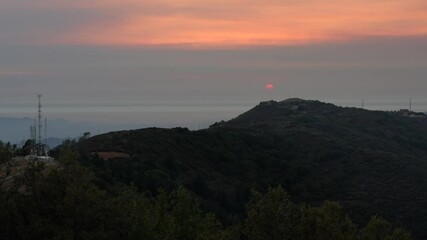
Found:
<box><xmin>265</xmin><ymin>84</ymin><xmax>274</xmax><ymax>90</ymax></box>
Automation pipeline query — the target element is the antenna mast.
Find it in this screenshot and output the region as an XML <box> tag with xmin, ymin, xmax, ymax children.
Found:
<box><xmin>45</xmin><ymin>117</ymin><xmax>48</xmax><ymax>156</ymax></box>
<box><xmin>37</xmin><ymin>94</ymin><xmax>42</xmax><ymax>156</ymax></box>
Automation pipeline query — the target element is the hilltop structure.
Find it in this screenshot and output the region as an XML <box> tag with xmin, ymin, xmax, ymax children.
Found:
<box><xmin>25</xmin><ymin>95</ymin><xmax>54</xmax><ymax>162</ymax></box>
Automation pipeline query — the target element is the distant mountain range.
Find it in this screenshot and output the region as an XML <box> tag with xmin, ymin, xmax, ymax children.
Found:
<box><xmin>77</xmin><ymin>98</ymin><xmax>427</xmax><ymax>240</ymax></box>
<box><xmin>0</xmin><ymin>117</ymin><xmax>150</xmax><ymax>146</ymax></box>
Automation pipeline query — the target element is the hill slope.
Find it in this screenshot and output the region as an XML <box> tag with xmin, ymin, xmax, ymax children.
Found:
<box><xmin>77</xmin><ymin>99</ymin><xmax>427</xmax><ymax>239</ymax></box>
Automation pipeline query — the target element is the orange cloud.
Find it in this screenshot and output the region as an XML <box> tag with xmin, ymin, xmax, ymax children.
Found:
<box><xmin>10</xmin><ymin>0</ymin><xmax>427</xmax><ymax>47</ymax></box>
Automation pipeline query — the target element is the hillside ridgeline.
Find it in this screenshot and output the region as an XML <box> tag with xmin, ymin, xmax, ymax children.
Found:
<box><xmin>76</xmin><ymin>99</ymin><xmax>427</xmax><ymax>239</ymax></box>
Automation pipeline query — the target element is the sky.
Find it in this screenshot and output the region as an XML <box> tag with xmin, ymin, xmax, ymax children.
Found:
<box><xmin>0</xmin><ymin>0</ymin><xmax>427</xmax><ymax>127</ymax></box>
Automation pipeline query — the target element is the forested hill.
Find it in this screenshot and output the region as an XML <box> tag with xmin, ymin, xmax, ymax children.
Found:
<box><xmin>77</xmin><ymin>99</ymin><xmax>427</xmax><ymax>239</ymax></box>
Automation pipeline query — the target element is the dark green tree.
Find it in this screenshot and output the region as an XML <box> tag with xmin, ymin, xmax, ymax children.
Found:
<box><xmin>125</xmin><ymin>187</ymin><xmax>240</xmax><ymax>240</ymax></box>
<box><xmin>298</xmin><ymin>201</ymin><xmax>356</xmax><ymax>240</ymax></box>
<box><xmin>244</xmin><ymin>186</ymin><xmax>299</xmax><ymax>240</ymax></box>
<box><xmin>361</xmin><ymin>216</ymin><xmax>412</xmax><ymax>240</ymax></box>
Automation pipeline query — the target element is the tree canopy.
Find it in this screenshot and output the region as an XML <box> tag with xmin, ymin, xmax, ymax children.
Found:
<box><xmin>0</xmin><ymin>151</ymin><xmax>412</xmax><ymax>240</ymax></box>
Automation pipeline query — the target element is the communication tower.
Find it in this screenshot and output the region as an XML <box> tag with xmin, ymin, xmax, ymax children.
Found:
<box><xmin>26</xmin><ymin>94</ymin><xmax>53</xmax><ymax>161</ymax></box>
<box><xmin>37</xmin><ymin>94</ymin><xmax>42</xmax><ymax>156</ymax></box>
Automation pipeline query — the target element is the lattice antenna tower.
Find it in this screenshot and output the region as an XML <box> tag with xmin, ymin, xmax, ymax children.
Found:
<box><xmin>45</xmin><ymin>117</ymin><xmax>48</xmax><ymax>156</ymax></box>
<box><xmin>37</xmin><ymin>94</ymin><xmax>42</xmax><ymax>156</ymax></box>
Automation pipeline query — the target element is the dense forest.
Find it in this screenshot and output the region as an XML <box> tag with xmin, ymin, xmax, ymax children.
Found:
<box><xmin>74</xmin><ymin>99</ymin><xmax>427</xmax><ymax>239</ymax></box>
<box><xmin>0</xmin><ymin>144</ymin><xmax>411</xmax><ymax>239</ymax></box>
<box><xmin>1</xmin><ymin>98</ymin><xmax>426</xmax><ymax>239</ymax></box>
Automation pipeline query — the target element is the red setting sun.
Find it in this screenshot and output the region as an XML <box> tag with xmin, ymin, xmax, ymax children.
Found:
<box><xmin>265</xmin><ymin>84</ymin><xmax>274</xmax><ymax>90</ymax></box>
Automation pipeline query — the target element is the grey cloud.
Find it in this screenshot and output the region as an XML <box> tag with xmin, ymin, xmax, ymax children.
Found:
<box><xmin>1</xmin><ymin>36</ymin><xmax>426</xmax><ymax>102</ymax></box>
<box><xmin>0</xmin><ymin>5</ymin><xmax>122</xmax><ymax>44</ymax></box>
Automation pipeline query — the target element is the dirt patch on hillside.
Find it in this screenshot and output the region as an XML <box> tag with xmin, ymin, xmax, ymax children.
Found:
<box><xmin>92</xmin><ymin>152</ymin><xmax>130</xmax><ymax>160</ymax></box>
